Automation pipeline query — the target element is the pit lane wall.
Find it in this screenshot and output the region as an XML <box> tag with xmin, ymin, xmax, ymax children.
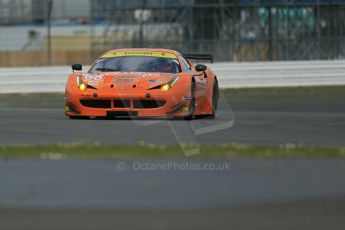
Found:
<box><xmin>1</xmin><ymin>60</ymin><xmax>345</xmax><ymax>94</ymax></box>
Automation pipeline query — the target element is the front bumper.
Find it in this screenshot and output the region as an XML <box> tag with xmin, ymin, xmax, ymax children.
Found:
<box><xmin>65</xmin><ymin>91</ymin><xmax>191</xmax><ymax>118</ymax></box>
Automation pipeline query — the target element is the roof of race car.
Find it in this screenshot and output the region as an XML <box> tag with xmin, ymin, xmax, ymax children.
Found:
<box><xmin>101</xmin><ymin>48</ymin><xmax>181</xmax><ymax>59</ymax></box>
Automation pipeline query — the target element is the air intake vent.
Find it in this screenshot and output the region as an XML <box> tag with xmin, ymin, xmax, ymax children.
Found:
<box><xmin>114</xmin><ymin>100</ymin><xmax>131</xmax><ymax>108</ymax></box>
<box><xmin>80</xmin><ymin>100</ymin><xmax>111</xmax><ymax>108</ymax></box>
<box><xmin>133</xmin><ymin>100</ymin><xmax>166</xmax><ymax>109</ymax></box>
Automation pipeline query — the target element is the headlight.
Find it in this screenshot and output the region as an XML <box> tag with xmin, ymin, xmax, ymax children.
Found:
<box><xmin>160</xmin><ymin>84</ymin><xmax>171</xmax><ymax>91</ymax></box>
<box><xmin>160</xmin><ymin>76</ymin><xmax>179</xmax><ymax>92</ymax></box>
<box><xmin>76</xmin><ymin>76</ymin><xmax>92</xmax><ymax>91</ymax></box>
<box><xmin>79</xmin><ymin>83</ymin><xmax>87</xmax><ymax>91</ymax></box>
<box><xmin>76</xmin><ymin>75</ymin><xmax>82</xmax><ymax>86</ymax></box>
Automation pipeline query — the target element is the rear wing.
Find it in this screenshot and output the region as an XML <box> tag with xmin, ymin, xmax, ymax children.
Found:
<box><xmin>183</xmin><ymin>54</ymin><xmax>214</xmax><ymax>63</ymax></box>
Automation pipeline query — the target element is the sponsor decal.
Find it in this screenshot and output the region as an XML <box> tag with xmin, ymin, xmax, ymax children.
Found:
<box><xmin>83</xmin><ymin>74</ymin><xmax>104</xmax><ymax>81</ymax></box>
<box><xmin>111</xmin><ymin>72</ymin><xmax>153</xmax><ymax>77</ymax></box>
<box><xmin>102</xmin><ymin>51</ymin><xmax>177</xmax><ymax>59</ymax></box>
<box><xmin>116</xmin><ymin>78</ymin><xmax>135</xmax><ymax>83</ymax></box>
<box><xmin>112</xmin><ymin>78</ymin><xmax>136</xmax><ymax>86</ymax></box>
<box><xmin>82</xmin><ymin>74</ymin><xmax>104</xmax><ymax>86</ymax></box>
<box><xmin>148</xmin><ymin>79</ymin><xmax>163</xmax><ymax>84</ymax></box>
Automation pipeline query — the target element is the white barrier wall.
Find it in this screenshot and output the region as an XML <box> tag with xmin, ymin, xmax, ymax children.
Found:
<box><xmin>215</xmin><ymin>60</ymin><xmax>345</xmax><ymax>88</ymax></box>
<box><xmin>1</xmin><ymin>60</ymin><xmax>345</xmax><ymax>93</ymax></box>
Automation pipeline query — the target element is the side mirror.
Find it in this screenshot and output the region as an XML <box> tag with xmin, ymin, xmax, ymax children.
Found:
<box><xmin>72</xmin><ymin>64</ymin><xmax>82</xmax><ymax>72</ymax></box>
<box><xmin>195</xmin><ymin>64</ymin><xmax>207</xmax><ymax>72</ymax></box>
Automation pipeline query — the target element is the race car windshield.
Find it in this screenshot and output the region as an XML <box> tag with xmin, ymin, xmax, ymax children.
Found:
<box><xmin>89</xmin><ymin>56</ymin><xmax>181</xmax><ymax>74</ymax></box>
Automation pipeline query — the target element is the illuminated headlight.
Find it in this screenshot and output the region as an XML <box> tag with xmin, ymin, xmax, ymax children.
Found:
<box><xmin>160</xmin><ymin>76</ymin><xmax>179</xmax><ymax>92</ymax></box>
<box><xmin>79</xmin><ymin>83</ymin><xmax>87</xmax><ymax>91</ymax></box>
<box><xmin>160</xmin><ymin>84</ymin><xmax>171</xmax><ymax>91</ymax></box>
<box><xmin>76</xmin><ymin>76</ymin><xmax>88</xmax><ymax>91</ymax></box>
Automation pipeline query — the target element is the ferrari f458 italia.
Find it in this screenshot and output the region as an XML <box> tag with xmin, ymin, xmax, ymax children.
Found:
<box><xmin>65</xmin><ymin>48</ymin><xmax>219</xmax><ymax>119</ymax></box>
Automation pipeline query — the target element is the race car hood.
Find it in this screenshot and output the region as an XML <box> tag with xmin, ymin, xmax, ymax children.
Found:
<box><xmin>81</xmin><ymin>72</ymin><xmax>178</xmax><ymax>90</ymax></box>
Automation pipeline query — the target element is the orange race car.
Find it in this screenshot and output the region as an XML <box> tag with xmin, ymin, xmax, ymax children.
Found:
<box><xmin>65</xmin><ymin>48</ymin><xmax>219</xmax><ymax>119</ymax></box>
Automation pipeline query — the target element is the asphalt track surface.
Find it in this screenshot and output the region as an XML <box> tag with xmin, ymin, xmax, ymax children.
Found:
<box><xmin>1</xmin><ymin>159</ymin><xmax>345</xmax><ymax>229</ymax></box>
<box><xmin>0</xmin><ymin>91</ymin><xmax>345</xmax><ymax>146</ymax></box>
<box><xmin>1</xmin><ymin>90</ymin><xmax>345</xmax><ymax>229</ymax></box>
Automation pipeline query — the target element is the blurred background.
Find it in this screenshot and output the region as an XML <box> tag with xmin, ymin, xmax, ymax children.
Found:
<box><xmin>1</xmin><ymin>0</ymin><xmax>345</xmax><ymax>67</ymax></box>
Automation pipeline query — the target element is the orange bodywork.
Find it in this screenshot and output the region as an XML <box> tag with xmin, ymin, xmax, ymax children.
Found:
<box><xmin>65</xmin><ymin>48</ymin><xmax>218</xmax><ymax>119</ymax></box>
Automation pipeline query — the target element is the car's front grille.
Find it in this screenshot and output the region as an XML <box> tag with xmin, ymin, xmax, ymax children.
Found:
<box><xmin>114</xmin><ymin>100</ymin><xmax>131</xmax><ymax>108</ymax></box>
<box><xmin>80</xmin><ymin>99</ymin><xmax>166</xmax><ymax>109</ymax></box>
<box><xmin>133</xmin><ymin>100</ymin><xmax>166</xmax><ymax>109</ymax></box>
<box><xmin>80</xmin><ymin>99</ymin><xmax>111</xmax><ymax>108</ymax></box>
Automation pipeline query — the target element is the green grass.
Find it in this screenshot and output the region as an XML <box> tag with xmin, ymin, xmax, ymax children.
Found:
<box><xmin>1</xmin><ymin>142</ymin><xmax>345</xmax><ymax>159</ymax></box>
